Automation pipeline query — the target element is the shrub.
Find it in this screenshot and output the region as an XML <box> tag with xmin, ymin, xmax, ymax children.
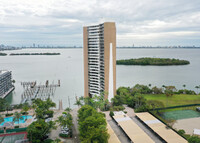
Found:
<box><xmin>152</xmin><ymin>86</ymin><xmax>163</xmax><ymax>94</ymax></box>
<box><xmin>188</xmin><ymin>136</ymin><xmax>200</xmax><ymax>143</ymax></box>
<box><xmin>134</xmin><ymin>105</ymin><xmax>148</xmax><ymax>113</ymax></box>
<box><xmin>123</xmin><ymin>111</ymin><xmax>127</xmax><ymax>114</ymax></box>
<box><xmin>43</xmin><ymin>139</ymin><xmax>54</xmax><ymax>143</ymax></box>
<box><xmin>109</xmin><ymin>111</ymin><xmax>114</xmax><ymax>117</ymax></box>
<box><xmin>59</xmin><ymin>133</ymin><xmax>70</xmax><ymax>138</ymax></box>
<box><xmin>13</xmin><ymin>104</ymin><xmax>23</xmax><ymax>109</ymax></box>
<box><xmin>5</xmin><ymin>113</ymin><xmax>13</xmax><ymax>117</ymax></box>
<box><xmin>21</xmin><ymin>112</ymin><xmax>27</xmax><ymax>115</ymax></box>
<box><xmin>14</xmin><ymin>126</ymin><xmax>19</xmax><ymax>128</ymax></box>
<box><xmin>131</xmin><ymin>84</ymin><xmax>152</xmax><ymax>95</ymax></box>
<box><xmin>177</xmin><ymin>129</ymin><xmax>185</xmax><ymax>136</ymax></box>
<box><xmin>111</xmin><ymin>105</ymin><xmax>125</xmax><ymax>111</ymax></box>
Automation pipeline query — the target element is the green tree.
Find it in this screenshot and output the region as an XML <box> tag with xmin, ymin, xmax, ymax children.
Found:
<box><xmin>0</xmin><ymin>114</ymin><xmax>4</xmax><ymax>124</ymax></box>
<box><xmin>13</xmin><ymin>112</ymin><xmax>23</xmax><ymax>125</ymax></box>
<box><xmin>147</xmin><ymin>100</ymin><xmax>164</xmax><ymax>110</ymax></box>
<box><xmin>33</xmin><ymin>98</ymin><xmax>56</xmax><ymax>119</ymax></box>
<box><xmin>0</xmin><ymin>98</ymin><xmax>7</xmax><ymax>112</ymax></box>
<box><xmin>78</xmin><ymin>105</ymin><xmax>109</xmax><ymax>143</ymax></box>
<box><xmin>22</xmin><ymin>103</ymin><xmax>30</xmax><ymax>116</ymax></box>
<box><xmin>148</xmin><ymin>84</ymin><xmax>152</xmax><ymax>87</ymax></box>
<box><xmin>74</xmin><ymin>99</ymin><xmax>82</xmax><ymax>108</ymax></box>
<box><xmin>164</xmin><ymin>86</ymin><xmax>175</xmax><ymax>107</ymax></box>
<box><xmin>195</xmin><ymin>86</ymin><xmax>199</xmax><ymax>94</ymax></box>
<box><xmin>188</xmin><ymin>136</ymin><xmax>200</xmax><ymax>143</ymax></box>
<box><xmin>56</xmin><ymin>115</ymin><xmax>66</xmax><ymax>127</ymax></box>
<box><xmin>27</xmin><ymin>119</ymin><xmax>56</xmax><ymax>143</ymax></box>
<box><xmin>183</xmin><ymin>84</ymin><xmax>186</xmax><ymax>94</ymax></box>
<box><xmin>177</xmin><ymin>129</ymin><xmax>185</xmax><ymax>136</ymax></box>
<box><xmin>111</xmin><ymin>94</ymin><xmax>126</xmax><ymax>106</ymax></box>
<box><xmin>152</xmin><ymin>86</ymin><xmax>163</xmax><ymax>94</ymax></box>
<box><xmin>131</xmin><ymin>84</ymin><xmax>152</xmax><ymax>95</ymax></box>
<box><xmin>5</xmin><ymin>103</ymin><xmax>11</xmax><ymax>115</ymax></box>
<box><xmin>53</xmin><ymin>138</ymin><xmax>61</xmax><ymax>143</ymax></box>
<box><xmin>65</xmin><ymin>107</ymin><xmax>72</xmax><ymax>113</ymax></box>
<box><xmin>57</xmin><ymin>112</ymin><xmax>73</xmax><ymax>130</ymax></box>
<box><xmin>65</xmin><ymin>113</ymin><xmax>73</xmax><ymax>129</ymax></box>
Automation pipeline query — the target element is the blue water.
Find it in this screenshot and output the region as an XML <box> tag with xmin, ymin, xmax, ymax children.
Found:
<box><xmin>0</xmin><ymin>115</ymin><xmax>32</xmax><ymax>126</ymax></box>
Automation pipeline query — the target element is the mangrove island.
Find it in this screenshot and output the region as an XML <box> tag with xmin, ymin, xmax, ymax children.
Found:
<box><xmin>117</xmin><ymin>57</ymin><xmax>190</xmax><ymax>66</ymax></box>
<box><xmin>0</xmin><ymin>53</ymin><xmax>7</xmax><ymax>56</ymax></box>
<box><xmin>9</xmin><ymin>53</ymin><xmax>60</xmax><ymax>56</ymax></box>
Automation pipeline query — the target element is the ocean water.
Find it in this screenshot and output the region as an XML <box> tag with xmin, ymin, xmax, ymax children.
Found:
<box><xmin>0</xmin><ymin>48</ymin><xmax>200</xmax><ymax>108</ymax></box>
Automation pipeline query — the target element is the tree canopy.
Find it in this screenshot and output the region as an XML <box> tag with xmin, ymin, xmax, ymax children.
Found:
<box><xmin>27</xmin><ymin>119</ymin><xmax>56</xmax><ymax>143</ymax></box>
<box><xmin>78</xmin><ymin>105</ymin><xmax>109</xmax><ymax>143</ymax></box>
<box><xmin>117</xmin><ymin>57</ymin><xmax>190</xmax><ymax>66</ymax></box>
<box><xmin>32</xmin><ymin>98</ymin><xmax>56</xmax><ymax>119</ymax></box>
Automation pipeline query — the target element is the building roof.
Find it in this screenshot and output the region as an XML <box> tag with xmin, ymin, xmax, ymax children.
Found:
<box><xmin>107</xmin><ymin>122</ymin><xmax>121</xmax><ymax>143</ymax></box>
<box><xmin>113</xmin><ymin>111</ymin><xmax>154</xmax><ymax>143</ymax></box>
<box><xmin>0</xmin><ymin>70</ymin><xmax>9</xmax><ymax>75</ymax></box>
<box><xmin>136</xmin><ymin>112</ymin><xmax>187</xmax><ymax>143</ymax></box>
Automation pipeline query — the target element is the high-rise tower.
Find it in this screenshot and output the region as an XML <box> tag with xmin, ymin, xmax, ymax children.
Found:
<box><xmin>83</xmin><ymin>22</ymin><xmax>116</xmax><ymax>101</ymax></box>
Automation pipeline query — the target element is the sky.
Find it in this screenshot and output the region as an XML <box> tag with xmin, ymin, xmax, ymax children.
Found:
<box><xmin>0</xmin><ymin>0</ymin><xmax>200</xmax><ymax>47</ymax></box>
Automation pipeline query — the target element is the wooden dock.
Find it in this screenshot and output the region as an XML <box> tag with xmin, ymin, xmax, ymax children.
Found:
<box><xmin>20</xmin><ymin>80</ymin><xmax>60</xmax><ymax>104</ymax></box>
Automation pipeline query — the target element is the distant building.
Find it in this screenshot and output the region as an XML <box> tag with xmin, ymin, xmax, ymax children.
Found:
<box><xmin>0</xmin><ymin>70</ymin><xmax>14</xmax><ymax>98</ymax></box>
<box><xmin>83</xmin><ymin>22</ymin><xmax>116</xmax><ymax>101</ymax></box>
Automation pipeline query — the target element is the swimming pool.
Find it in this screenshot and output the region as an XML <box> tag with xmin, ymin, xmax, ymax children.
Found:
<box><xmin>0</xmin><ymin>115</ymin><xmax>32</xmax><ymax>126</ymax></box>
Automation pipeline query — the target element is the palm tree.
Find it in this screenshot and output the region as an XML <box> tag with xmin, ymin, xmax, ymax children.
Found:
<box><xmin>183</xmin><ymin>84</ymin><xmax>186</xmax><ymax>94</ymax></box>
<box><xmin>13</xmin><ymin>112</ymin><xmax>23</xmax><ymax>125</ymax></box>
<box><xmin>31</xmin><ymin>103</ymin><xmax>37</xmax><ymax>116</ymax></box>
<box><xmin>53</xmin><ymin>138</ymin><xmax>61</xmax><ymax>143</ymax></box>
<box><xmin>74</xmin><ymin>99</ymin><xmax>82</xmax><ymax>108</ymax></box>
<box><xmin>5</xmin><ymin>103</ymin><xmax>11</xmax><ymax>115</ymax></box>
<box><xmin>0</xmin><ymin>114</ymin><xmax>4</xmax><ymax>125</ymax></box>
<box><xmin>56</xmin><ymin>115</ymin><xmax>66</xmax><ymax>128</ymax></box>
<box><xmin>65</xmin><ymin>107</ymin><xmax>72</xmax><ymax>113</ymax></box>
<box><xmin>195</xmin><ymin>86</ymin><xmax>199</xmax><ymax>94</ymax></box>
<box><xmin>165</xmin><ymin>87</ymin><xmax>174</xmax><ymax>107</ymax></box>
<box><xmin>22</xmin><ymin>104</ymin><xmax>30</xmax><ymax>120</ymax></box>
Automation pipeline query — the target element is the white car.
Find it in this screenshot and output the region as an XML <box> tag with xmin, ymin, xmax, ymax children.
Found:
<box><xmin>61</xmin><ymin>130</ymin><xmax>69</xmax><ymax>135</ymax></box>
<box><xmin>61</xmin><ymin>126</ymin><xmax>69</xmax><ymax>131</ymax></box>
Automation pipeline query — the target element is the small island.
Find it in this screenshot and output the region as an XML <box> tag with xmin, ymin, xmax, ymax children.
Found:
<box><xmin>117</xmin><ymin>57</ymin><xmax>190</xmax><ymax>66</ymax></box>
<box><xmin>9</xmin><ymin>53</ymin><xmax>60</xmax><ymax>56</ymax></box>
<box><xmin>0</xmin><ymin>52</ymin><xmax>7</xmax><ymax>56</ymax></box>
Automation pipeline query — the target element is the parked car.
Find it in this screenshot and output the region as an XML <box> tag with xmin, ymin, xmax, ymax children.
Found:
<box><xmin>61</xmin><ymin>130</ymin><xmax>69</xmax><ymax>135</ymax></box>
<box><xmin>61</xmin><ymin>126</ymin><xmax>69</xmax><ymax>131</ymax></box>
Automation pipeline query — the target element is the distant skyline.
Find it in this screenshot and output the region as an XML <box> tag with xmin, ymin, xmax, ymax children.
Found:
<box><xmin>0</xmin><ymin>0</ymin><xmax>200</xmax><ymax>47</ymax></box>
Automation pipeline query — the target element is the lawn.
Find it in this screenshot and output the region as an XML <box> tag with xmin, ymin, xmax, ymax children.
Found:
<box><xmin>142</xmin><ymin>94</ymin><xmax>200</xmax><ymax>107</ymax></box>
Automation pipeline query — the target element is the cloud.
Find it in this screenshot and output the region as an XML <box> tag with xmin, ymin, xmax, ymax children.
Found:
<box><xmin>0</xmin><ymin>0</ymin><xmax>200</xmax><ymax>46</ymax></box>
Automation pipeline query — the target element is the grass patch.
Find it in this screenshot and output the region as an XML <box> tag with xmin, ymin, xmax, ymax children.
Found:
<box><xmin>142</xmin><ymin>94</ymin><xmax>200</xmax><ymax>107</ymax></box>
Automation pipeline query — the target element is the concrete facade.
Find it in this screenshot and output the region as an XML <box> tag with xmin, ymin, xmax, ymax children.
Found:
<box><xmin>0</xmin><ymin>70</ymin><xmax>14</xmax><ymax>98</ymax></box>
<box><xmin>83</xmin><ymin>22</ymin><xmax>116</xmax><ymax>100</ymax></box>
